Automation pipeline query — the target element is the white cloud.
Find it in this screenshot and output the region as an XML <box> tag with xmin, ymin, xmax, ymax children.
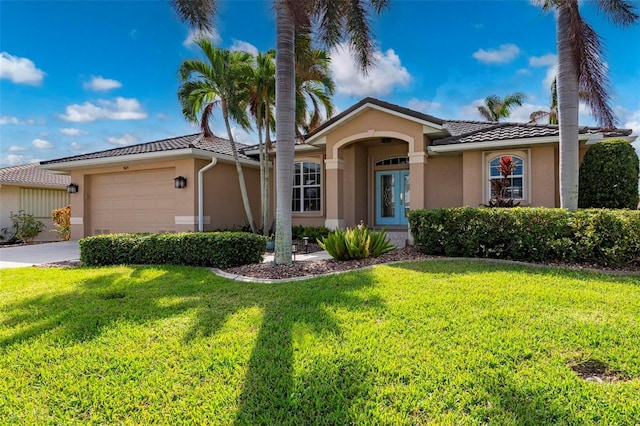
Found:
<box><xmin>472</xmin><ymin>43</ymin><xmax>520</xmax><ymax>64</ymax></box>
<box><xmin>1</xmin><ymin>154</ymin><xmax>26</xmax><ymax>166</ymax></box>
<box><xmin>616</xmin><ymin>107</ymin><xmax>640</xmax><ymax>136</ymax></box>
<box><xmin>509</xmin><ymin>103</ymin><xmax>550</xmax><ymax>123</ymax></box>
<box><xmin>183</xmin><ymin>28</ymin><xmax>221</xmax><ymax>47</ymax></box>
<box><xmin>230</xmin><ymin>39</ymin><xmax>259</xmax><ymax>56</ymax></box>
<box><xmin>157</xmin><ymin>112</ymin><xmax>169</xmax><ymax>121</ymax></box>
<box><xmin>8</xmin><ymin>145</ymin><xmax>27</xmax><ymax>152</ymax></box>
<box><xmin>529</xmin><ymin>53</ymin><xmax>557</xmax><ymax>67</ymax></box>
<box><xmin>59</xmin><ymin>97</ymin><xmax>148</xmax><ymax>122</ymax></box>
<box><xmin>543</xmin><ymin>64</ymin><xmax>558</xmax><ymax>91</ymax></box>
<box><xmin>407</xmin><ymin>98</ymin><xmax>442</xmax><ymax>113</ymax></box>
<box><xmin>458</xmin><ymin>98</ymin><xmax>486</xmax><ymax>120</ymax></box>
<box><xmin>106</xmin><ymin>133</ymin><xmax>139</xmax><ymax>146</ymax></box>
<box><xmin>32</xmin><ymin>138</ymin><xmax>53</xmax><ymax>149</ymax></box>
<box><xmin>0</xmin><ymin>116</ymin><xmax>20</xmax><ymax>125</ymax></box>
<box><xmin>60</xmin><ymin>127</ymin><xmax>87</xmax><ymax>136</ymax></box>
<box><xmin>0</xmin><ymin>52</ymin><xmax>45</xmax><ymax>85</ymax></box>
<box><xmin>83</xmin><ymin>76</ymin><xmax>122</xmax><ymax>92</ymax></box>
<box><xmin>329</xmin><ymin>43</ymin><xmax>411</xmax><ymax>97</ymax></box>
<box><xmin>70</xmin><ymin>142</ymin><xmax>87</xmax><ymax>151</ymax></box>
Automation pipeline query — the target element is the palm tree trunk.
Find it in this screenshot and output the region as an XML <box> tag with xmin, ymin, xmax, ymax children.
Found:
<box><xmin>263</xmin><ymin>105</ymin><xmax>272</xmax><ymax>236</ymax></box>
<box><xmin>274</xmin><ymin>0</ymin><xmax>295</xmax><ymax>264</ymax></box>
<box><xmin>258</xmin><ymin>118</ymin><xmax>266</xmax><ymax>234</ymax></box>
<box><xmin>557</xmin><ymin>1</ymin><xmax>580</xmax><ymax>211</ymax></box>
<box><xmin>222</xmin><ymin>99</ymin><xmax>256</xmax><ymax>232</ymax></box>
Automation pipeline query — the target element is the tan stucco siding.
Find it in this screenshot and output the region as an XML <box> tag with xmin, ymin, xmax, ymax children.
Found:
<box><xmin>425</xmin><ymin>156</ymin><xmax>464</xmax><ymax>208</ymax></box>
<box><xmin>462</xmin><ymin>151</ymin><xmax>483</xmax><ymax>207</ymax></box>
<box><xmin>529</xmin><ymin>145</ymin><xmax>556</xmax><ymax>207</ymax></box>
<box><xmin>199</xmin><ymin>159</ymin><xmax>261</xmax><ymax>231</ymax></box>
<box><xmin>324</xmin><ymin>109</ymin><xmax>425</xmax><ymax>159</ymax></box>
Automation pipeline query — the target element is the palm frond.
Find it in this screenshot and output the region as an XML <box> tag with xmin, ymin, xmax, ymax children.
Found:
<box><xmin>594</xmin><ymin>0</ymin><xmax>638</xmax><ymax>26</ymax></box>
<box><xmin>171</xmin><ymin>0</ymin><xmax>217</xmax><ymax>31</ymax></box>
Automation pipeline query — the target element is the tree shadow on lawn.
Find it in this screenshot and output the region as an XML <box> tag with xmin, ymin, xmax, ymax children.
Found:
<box><xmin>1</xmin><ymin>266</ymin><xmax>385</xmax><ymax>423</ymax></box>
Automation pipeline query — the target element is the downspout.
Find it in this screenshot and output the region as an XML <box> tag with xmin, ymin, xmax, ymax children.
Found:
<box><xmin>198</xmin><ymin>157</ymin><xmax>218</xmax><ymax>232</ymax></box>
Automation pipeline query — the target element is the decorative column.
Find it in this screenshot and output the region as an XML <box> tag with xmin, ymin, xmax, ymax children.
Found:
<box><xmin>324</xmin><ymin>158</ymin><xmax>345</xmax><ymax>229</ymax></box>
<box><xmin>408</xmin><ymin>151</ymin><xmax>428</xmax><ymax>210</ymax></box>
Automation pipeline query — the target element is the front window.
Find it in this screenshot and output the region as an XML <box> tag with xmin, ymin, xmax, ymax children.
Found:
<box><xmin>489</xmin><ymin>155</ymin><xmax>524</xmax><ymax>199</ymax></box>
<box><xmin>292</xmin><ymin>162</ymin><xmax>321</xmax><ymax>212</ymax></box>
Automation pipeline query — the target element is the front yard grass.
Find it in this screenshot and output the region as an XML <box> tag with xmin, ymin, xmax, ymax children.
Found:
<box><xmin>1</xmin><ymin>262</ymin><xmax>639</xmax><ymax>424</ymax></box>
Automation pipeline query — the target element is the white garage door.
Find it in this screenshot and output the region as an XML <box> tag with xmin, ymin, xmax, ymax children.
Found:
<box><xmin>91</xmin><ymin>169</ymin><xmax>176</xmax><ymax>234</ymax></box>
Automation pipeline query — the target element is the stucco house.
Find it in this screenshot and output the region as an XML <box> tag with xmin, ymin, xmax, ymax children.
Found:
<box><xmin>40</xmin><ymin>97</ymin><xmax>635</xmax><ymax>242</ymax></box>
<box><xmin>0</xmin><ymin>163</ymin><xmax>70</xmax><ymax>242</ymax></box>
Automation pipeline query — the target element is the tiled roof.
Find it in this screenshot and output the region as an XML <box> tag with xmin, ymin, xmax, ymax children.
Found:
<box><xmin>304</xmin><ymin>97</ymin><xmax>445</xmax><ymax>140</ymax></box>
<box><xmin>443</xmin><ymin>120</ymin><xmax>497</xmax><ymax>136</ymax></box>
<box><xmin>0</xmin><ymin>163</ymin><xmax>70</xmax><ymax>187</ymax></box>
<box><xmin>433</xmin><ymin>122</ymin><xmax>633</xmax><ymax>146</ymax></box>
<box><xmin>41</xmin><ymin>133</ymin><xmax>255</xmax><ymax>165</ymax></box>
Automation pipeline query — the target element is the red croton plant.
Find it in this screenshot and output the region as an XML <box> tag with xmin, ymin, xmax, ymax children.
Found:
<box><xmin>484</xmin><ymin>155</ymin><xmax>521</xmax><ymax>208</ymax></box>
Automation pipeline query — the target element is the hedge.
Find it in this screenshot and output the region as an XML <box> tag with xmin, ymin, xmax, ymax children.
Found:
<box><xmin>408</xmin><ymin>207</ymin><xmax>640</xmax><ymax>267</ymax></box>
<box><xmin>80</xmin><ymin>232</ymin><xmax>266</xmax><ymax>268</ymax></box>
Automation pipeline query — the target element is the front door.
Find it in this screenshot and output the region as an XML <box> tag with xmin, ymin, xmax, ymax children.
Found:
<box><xmin>375</xmin><ymin>170</ymin><xmax>410</xmax><ymax>226</ymax></box>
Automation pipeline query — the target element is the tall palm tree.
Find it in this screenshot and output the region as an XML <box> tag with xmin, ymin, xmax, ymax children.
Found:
<box><xmin>529</xmin><ymin>79</ymin><xmax>559</xmax><ymax>125</ymax></box>
<box><xmin>477</xmin><ymin>92</ymin><xmax>526</xmax><ymax>122</ymax></box>
<box><xmin>249</xmin><ymin>50</ymin><xmax>276</xmax><ymax>236</ymax></box>
<box><xmin>295</xmin><ymin>30</ymin><xmax>335</xmax><ymax>137</ymax></box>
<box><xmin>173</xmin><ymin>0</ymin><xmax>389</xmax><ymax>264</ymax></box>
<box><xmin>178</xmin><ymin>39</ymin><xmax>257</xmax><ymax>232</ymax></box>
<box><xmin>533</xmin><ymin>0</ymin><xmax>638</xmax><ymax>210</ymax></box>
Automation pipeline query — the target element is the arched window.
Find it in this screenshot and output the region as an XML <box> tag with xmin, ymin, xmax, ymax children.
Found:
<box><xmin>488</xmin><ymin>155</ymin><xmax>525</xmax><ymax>200</ymax></box>
<box><xmin>292</xmin><ymin>162</ymin><xmax>321</xmax><ymax>212</ymax></box>
<box><xmin>375</xmin><ymin>157</ymin><xmax>409</xmax><ymax>166</ymax></box>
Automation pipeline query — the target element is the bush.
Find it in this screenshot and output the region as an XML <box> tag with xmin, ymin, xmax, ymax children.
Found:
<box><xmin>51</xmin><ymin>205</ymin><xmax>71</xmax><ymax>241</ymax></box>
<box><xmin>318</xmin><ymin>227</ymin><xmax>395</xmax><ymax>261</ymax></box>
<box><xmin>579</xmin><ymin>139</ymin><xmax>639</xmax><ymax>209</ymax></box>
<box><xmin>291</xmin><ymin>225</ymin><xmax>331</xmax><ymax>243</ymax></box>
<box><xmin>0</xmin><ymin>211</ymin><xmax>45</xmax><ymax>244</ymax></box>
<box><xmin>80</xmin><ymin>232</ymin><xmax>266</xmax><ymax>268</ymax></box>
<box><xmin>408</xmin><ymin>207</ymin><xmax>640</xmax><ymax>267</ymax></box>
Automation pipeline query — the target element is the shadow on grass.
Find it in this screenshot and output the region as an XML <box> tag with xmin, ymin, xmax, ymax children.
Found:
<box><xmin>1</xmin><ymin>265</ymin><xmax>384</xmax><ymax>423</ymax></box>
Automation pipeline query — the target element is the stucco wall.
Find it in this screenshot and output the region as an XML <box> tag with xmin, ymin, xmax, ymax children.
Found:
<box><xmin>0</xmin><ymin>185</ymin><xmax>63</xmax><ymax>242</ymax></box>
<box><xmin>425</xmin><ymin>156</ymin><xmax>464</xmax><ymax>208</ymax></box>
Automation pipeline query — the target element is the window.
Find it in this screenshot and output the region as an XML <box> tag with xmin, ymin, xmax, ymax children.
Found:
<box><xmin>375</xmin><ymin>157</ymin><xmax>409</xmax><ymax>166</ymax></box>
<box><xmin>488</xmin><ymin>155</ymin><xmax>525</xmax><ymax>200</ymax></box>
<box><xmin>292</xmin><ymin>162</ymin><xmax>321</xmax><ymax>212</ymax></box>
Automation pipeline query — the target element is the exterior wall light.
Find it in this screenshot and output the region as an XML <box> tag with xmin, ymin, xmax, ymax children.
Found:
<box><xmin>174</xmin><ymin>176</ymin><xmax>187</xmax><ymax>189</ymax></box>
<box><xmin>67</xmin><ymin>183</ymin><xmax>79</xmax><ymax>194</ymax></box>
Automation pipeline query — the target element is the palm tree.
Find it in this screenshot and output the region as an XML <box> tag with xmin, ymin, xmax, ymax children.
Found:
<box><xmin>533</xmin><ymin>0</ymin><xmax>638</xmax><ymax>210</ymax></box>
<box><xmin>529</xmin><ymin>79</ymin><xmax>558</xmax><ymax>125</ymax></box>
<box><xmin>178</xmin><ymin>39</ymin><xmax>257</xmax><ymax>232</ymax></box>
<box><xmin>173</xmin><ymin>0</ymin><xmax>389</xmax><ymax>264</ymax></box>
<box><xmin>249</xmin><ymin>50</ymin><xmax>276</xmax><ymax>236</ymax></box>
<box><xmin>295</xmin><ymin>30</ymin><xmax>335</xmax><ymax>137</ymax></box>
<box><xmin>477</xmin><ymin>92</ymin><xmax>526</xmax><ymax>122</ymax></box>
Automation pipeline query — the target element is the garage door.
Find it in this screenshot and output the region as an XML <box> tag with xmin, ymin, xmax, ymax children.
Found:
<box><xmin>91</xmin><ymin>169</ymin><xmax>176</xmax><ymax>234</ymax></box>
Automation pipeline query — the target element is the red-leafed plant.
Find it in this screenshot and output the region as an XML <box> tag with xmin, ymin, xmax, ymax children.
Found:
<box><xmin>484</xmin><ymin>156</ymin><xmax>521</xmax><ymax>208</ymax></box>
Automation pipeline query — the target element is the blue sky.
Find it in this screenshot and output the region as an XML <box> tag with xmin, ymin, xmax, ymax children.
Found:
<box><xmin>1</xmin><ymin>0</ymin><xmax>639</xmax><ymax>167</ymax></box>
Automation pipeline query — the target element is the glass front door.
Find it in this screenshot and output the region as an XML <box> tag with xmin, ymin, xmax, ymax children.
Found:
<box><xmin>375</xmin><ymin>170</ymin><xmax>410</xmax><ymax>226</ymax></box>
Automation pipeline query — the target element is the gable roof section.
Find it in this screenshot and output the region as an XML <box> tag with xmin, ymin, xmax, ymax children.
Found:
<box><xmin>0</xmin><ymin>163</ymin><xmax>70</xmax><ymax>187</ymax></box>
<box><xmin>304</xmin><ymin>97</ymin><xmax>446</xmax><ymax>143</ymax></box>
<box><xmin>41</xmin><ymin>133</ymin><xmax>256</xmax><ymax>167</ymax></box>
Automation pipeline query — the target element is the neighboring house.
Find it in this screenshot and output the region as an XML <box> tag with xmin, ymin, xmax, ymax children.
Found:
<box><xmin>0</xmin><ymin>163</ymin><xmax>70</xmax><ymax>242</ymax></box>
<box><xmin>40</xmin><ymin>97</ymin><xmax>635</xmax><ymax>242</ymax></box>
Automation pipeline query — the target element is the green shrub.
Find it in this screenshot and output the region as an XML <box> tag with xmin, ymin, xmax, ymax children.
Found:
<box><xmin>579</xmin><ymin>139</ymin><xmax>639</xmax><ymax>209</ymax></box>
<box><xmin>80</xmin><ymin>232</ymin><xmax>266</xmax><ymax>268</ymax></box>
<box><xmin>291</xmin><ymin>225</ymin><xmax>331</xmax><ymax>242</ymax></box>
<box><xmin>319</xmin><ymin>227</ymin><xmax>395</xmax><ymax>261</ymax></box>
<box><xmin>409</xmin><ymin>207</ymin><xmax>640</xmax><ymax>267</ymax></box>
<box><xmin>0</xmin><ymin>211</ymin><xmax>46</xmax><ymax>244</ymax></box>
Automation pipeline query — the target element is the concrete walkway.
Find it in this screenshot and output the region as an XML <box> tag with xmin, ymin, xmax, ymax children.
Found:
<box><xmin>0</xmin><ymin>241</ymin><xmax>80</xmax><ymax>269</ymax></box>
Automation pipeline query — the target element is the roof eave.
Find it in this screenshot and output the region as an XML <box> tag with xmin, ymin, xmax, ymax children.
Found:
<box><xmin>428</xmin><ymin>135</ymin><xmax>574</xmax><ymax>155</ymax></box>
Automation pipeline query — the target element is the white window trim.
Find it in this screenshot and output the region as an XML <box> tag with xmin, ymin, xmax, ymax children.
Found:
<box><xmin>482</xmin><ymin>149</ymin><xmax>530</xmax><ymax>204</ymax></box>
<box><xmin>292</xmin><ymin>161</ymin><xmax>322</xmax><ymax>213</ymax></box>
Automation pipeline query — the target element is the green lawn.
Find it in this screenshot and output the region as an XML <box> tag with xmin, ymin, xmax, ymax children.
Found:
<box><xmin>1</xmin><ymin>262</ymin><xmax>639</xmax><ymax>425</ymax></box>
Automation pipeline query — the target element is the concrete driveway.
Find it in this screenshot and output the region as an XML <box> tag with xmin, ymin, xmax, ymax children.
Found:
<box><xmin>0</xmin><ymin>241</ymin><xmax>80</xmax><ymax>269</ymax></box>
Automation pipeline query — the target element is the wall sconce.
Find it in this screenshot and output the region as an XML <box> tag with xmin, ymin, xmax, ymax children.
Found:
<box><xmin>67</xmin><ymin>183</ymin><xmax>79</xmax><ymax>194</ymax></box>
<box><xmin>174</xmin><ymin>176</ymin><xmax>187</xmax><ymax>189</ymax></box>
<box><xmin>292</xmin><ymin>243</ymin><xmax>298</xmax><ymax>261</ymax></box>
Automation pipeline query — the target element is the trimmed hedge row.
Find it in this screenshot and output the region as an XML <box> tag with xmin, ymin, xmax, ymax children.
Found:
<box><xmin>79</xmin><ymin>232</ymin><xmax>266</xmax><ymax>268</ymax></box>
<box><xmin>408</xmin><ymin>207</ymin><xmax>640</xmax><ymax>267</ymax></box>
